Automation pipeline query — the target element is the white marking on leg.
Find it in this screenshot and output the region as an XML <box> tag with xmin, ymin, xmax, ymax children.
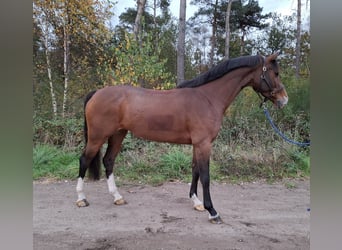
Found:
<box><xmin>107</xmin><ymin>173</ymin><xmax>123</xmax><ymax>202</ymax></box>
<box><xmin>191</xmin><ymin>193</ymin><xmax>203</xmax><ymax>207</ymax></box>
<box><xmin>76</xmin><ymin>177</ymin><xmax>86</xmax><ymax>201</ymax></box>
<box><xmin>209</xmin><ymin>213</ymin><xmax>220</xmax><ymax>220</ymax></box>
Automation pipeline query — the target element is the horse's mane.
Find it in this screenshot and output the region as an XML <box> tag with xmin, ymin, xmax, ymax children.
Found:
<box><xmin>177</xmin><ymin>55</ymin><xmax>262</xmax><ymax>88</ymax></box>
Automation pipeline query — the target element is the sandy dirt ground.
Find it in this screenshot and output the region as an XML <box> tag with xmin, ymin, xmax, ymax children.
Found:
<box><xmin>33</xmin><ymin>178</ymin><xmax>310</xmax><ymax>250</ymax></box>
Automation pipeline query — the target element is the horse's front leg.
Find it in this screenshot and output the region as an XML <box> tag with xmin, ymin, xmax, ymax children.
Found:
<box><xmin>189</xmin><ymin>148</ymin><xmax>205</xmax><ymax>211</ymax></box>
<box><xmin>194</xmin><ymin>142</ymin><xmax>223</xmax><ymax>224</ymax></box>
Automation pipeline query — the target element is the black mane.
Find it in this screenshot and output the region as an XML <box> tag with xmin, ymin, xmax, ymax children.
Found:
<box><xmin>177</xmin><ymin>55</ymin><xmax>262</xmax><ymax>88</ymax></box>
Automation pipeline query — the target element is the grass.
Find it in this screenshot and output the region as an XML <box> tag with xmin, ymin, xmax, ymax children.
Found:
<box><xmin>33</xmin><ymin>144</ymin><xmax>79</xmax><ymax>180</ymax></box>
<box><xmin>115</xmin><ymin>141</ymin><xmax>193</xmax><ymax>186</ymax></box>
<box><xmin>33</xmin><ymin>135</ymin><xmax>310</xmax><ymax>185</ymax></box>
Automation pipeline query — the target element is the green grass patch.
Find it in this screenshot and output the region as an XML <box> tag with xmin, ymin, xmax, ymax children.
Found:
<box><xmin>33</xmin><ymin>144</ymin><xmax>79</xmax><ymax>180</ymax></box>
<box><xmin>33</xmin><ymin>138</ymin><xmax>310</xmax><ymax>184</ymax></box>
<box><xmin>115</xmin><ymin>144</ymin><xmax>193</xmax><ymax>186</ymax></box>
<box><xmin>211</xmin><ymin>138</ymin><xmax>310</xmax><ymax>183</ymax></box>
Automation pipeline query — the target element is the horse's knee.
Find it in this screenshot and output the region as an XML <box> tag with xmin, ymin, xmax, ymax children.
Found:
<box><xmin>103</xmin><ymin>157</ymin><xmax>114</xmax><ymax>168</ymax></box>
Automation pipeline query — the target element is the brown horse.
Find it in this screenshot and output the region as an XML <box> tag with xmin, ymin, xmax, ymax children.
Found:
<box><xmin>76</xmin><ymin>53</ymin><xmax>288</xmax><ymax>224</ymax></box>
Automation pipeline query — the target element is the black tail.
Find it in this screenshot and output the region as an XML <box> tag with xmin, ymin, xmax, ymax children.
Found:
<box><xmin>83</xmin><ymin>90</ymin><xmax>101</xmax><ymax>180</ymax></box>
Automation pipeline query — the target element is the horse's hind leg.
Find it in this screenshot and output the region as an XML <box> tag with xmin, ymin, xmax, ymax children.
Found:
<box><xmin>76</xmin><ymin>141</ymin><xmax>103</xmax><ymax>207</ymax></box>
<box><xmin>103</xmin><ymin>130</ymin><xmax>128</xmax><ymax>205</ymax></box>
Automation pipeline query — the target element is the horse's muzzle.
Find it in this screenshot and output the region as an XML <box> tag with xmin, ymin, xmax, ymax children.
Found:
<box><xmin>276</xmin><ymin>95</ymin><xmax>288</xmax><ymax>108</ymax></box>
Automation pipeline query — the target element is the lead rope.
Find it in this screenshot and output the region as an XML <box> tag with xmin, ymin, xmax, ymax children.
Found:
<box><xmin>261</xmin><ymin>102</ymin><xmax>310</xmax><ymax>147</ymax></box>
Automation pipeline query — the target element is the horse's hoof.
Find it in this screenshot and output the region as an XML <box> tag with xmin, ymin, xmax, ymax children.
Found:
<box><xmin>194</xmin><ymin>204</ymin><xmax>205</xmax><ymax>212</ymax></box>
<box><xmin>76</xmin><ymin>199</ymin><xmax>89</xmax><ymax>207</ymax></box>
<box><xmin>114</xmin><ymin>198</ymin><xmax>127</xmax><ymax>205</ymax></box>
<box><xmin>209</xmin><ymin>215</ymin><xmax>223</xmax><ymax>224</ymax></box>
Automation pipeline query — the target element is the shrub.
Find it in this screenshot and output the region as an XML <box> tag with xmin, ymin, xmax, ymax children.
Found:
<box><xmin>33</xmin><ymin>115</ymin><xmax>84</xmax><ymax>151</ymax></box>
<box><xmin>33</xmin><ymin>144</ymin><xmax>79</xmax><ymax>180</ymax></box>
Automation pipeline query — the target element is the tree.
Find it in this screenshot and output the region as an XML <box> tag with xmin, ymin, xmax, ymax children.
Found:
<box><xmin>33</xmin><ymin>2</ymin><xmax>58</xmax><ymax>117</ymax></box>
<box><xmin>190</xmin><ymin>0</ymin><xmax>225</xmax><ymax>67</ymax></box>
<box><xmin>177</xmin><ymin>0</ymin><xmax>186</xmax><ymax>85</ymax></box>
<box><xmin>189</xmin><ymin>0</ymin><xmax>270</xmax><ymax>64</ymax></box>
<box><xmin>134</xmin><ymin>0</ymin><xmax>147</xmax><ymax>44</ymax></box>
<box><xmin>230</xmin><ymin>0</ymin><xmax>271</xmax><ymax>55</ymax></box>
<box><xmin>225</xmin><ymin>0</ymin><xmax>238</xmax><ymax>59</ymax></box>
<box><xmin>295</xmin><ymin>0</ymin><xmax>301</xmax><ymax>78</ymax></box>
<box><xmin>151</xmin><ymin>0</ymin><xmax>171</xmax><ymax>50</ymax></box>
<box><xmin>113</xmin><ymin>32</ymin><xmax>174</xmax><ymax>89</ymax></box>
<box><xmin>264</xmin><ymin>13</ymin><xmax>296</xmax><ymax>54</ymax></box>
<box><xmin>33</xmin><ymin>0</ymin><xmax>114</xmax><ymax>118</ymax></box>
<box><xmin>117</xmin><ymin>0</ymin><xmax>177</xmax><ymax>81</ymax></box>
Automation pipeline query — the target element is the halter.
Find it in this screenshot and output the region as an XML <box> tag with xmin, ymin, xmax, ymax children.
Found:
<box><xmin>256</xmin><ymin>56</ymin><xmax>284</xmax><ymax>107</ymax></box>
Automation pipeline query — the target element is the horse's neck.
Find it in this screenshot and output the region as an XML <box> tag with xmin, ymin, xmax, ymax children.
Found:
<box><xmin>197</xmin><ymin>67</ymin><xmax>254</xmax><ymax>114</ymax></box>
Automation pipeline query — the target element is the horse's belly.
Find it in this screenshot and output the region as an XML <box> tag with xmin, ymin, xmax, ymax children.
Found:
<box><xmin>121</xmin><ymin>97</ymin><xmax>192</xmax><ymax>144</ymax></box>
<box><xmin>126</xmin><ymin>114</ymin><xmax>192</xmax><ymax>144</ymax></box>
<box><xmin>129</xmin><ymin>128</ymin><xmax>192</xmax><ymax>144</ymax></box>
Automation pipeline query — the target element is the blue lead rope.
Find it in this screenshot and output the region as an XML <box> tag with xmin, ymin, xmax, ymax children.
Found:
<box><xmin>262</xmin><ymin>106</ymin><xmax>310</xmax><ymax>147</ymax></box>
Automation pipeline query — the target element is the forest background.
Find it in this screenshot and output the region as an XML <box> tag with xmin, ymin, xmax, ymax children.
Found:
<box><xmin>33</xmin><ymin>0</ymin><xmax>310</xmax><ymax>184</ymax></box>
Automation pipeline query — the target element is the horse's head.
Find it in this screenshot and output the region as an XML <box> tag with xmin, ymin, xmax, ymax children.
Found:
<box><xmin>252</xmin><ymin>53</ymin><xmax>288</xmax><ymax>108</ymax></box>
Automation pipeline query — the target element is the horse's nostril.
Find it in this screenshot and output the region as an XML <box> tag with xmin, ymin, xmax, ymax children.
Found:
<box><xmin>277</xmin><ymin>100</ymin><xmax>285</xmax><ymax>108</ymax></box>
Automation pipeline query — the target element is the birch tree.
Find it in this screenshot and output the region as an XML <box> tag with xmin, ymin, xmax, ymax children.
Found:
<box><xmin>177</xmin><ymin>0</ymin><xmax>186</xmax><ymax>85</ymax></box>
<box><xmin>61</xmin><ymin>2</ymin><xmax>70</xmax><ymax>118</ymax></box>
<box><xmin>33</xmin><ymin>0</ymin><xmax>114</xmax><ymax>118</ymax></box>
<box><xmin>33</xmin><ymin>1</ymin><xmax>58</xmax><ymax>117</ymax></box>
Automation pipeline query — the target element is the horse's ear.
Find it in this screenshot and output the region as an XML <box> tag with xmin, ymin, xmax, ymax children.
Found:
<box><xmin>257</xmin><ymin>51</ymin><xmax>265</xmax><ymax>57</ymax></box>
<box><xmin>266</xmin><ymin>52</ymin><xmax>279</xmax><ymax>62</ymax></box>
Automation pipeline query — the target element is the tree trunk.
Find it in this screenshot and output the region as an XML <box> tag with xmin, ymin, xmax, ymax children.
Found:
<box><xmin>177</xmin><ymin>0</ymin><xmax>186</xmax><ymax>86</ymax></box>
<box><xmin>240</xmin><ymin>29</ymin><xmax>245</xmax><ymax>55</ymax></box>
<box><xmin>295</xmin><ymin>0</ymin><xmax>302</xmax><ymax>78</ymax></box>
<box><xmin>209</xmin><ymin>0</ymin><xmax>219</xmax><ymax>68</ymax></box>
<box><xmin>44</xmin><ymin>27</ymin><xmax>57</xmax><ymax>118</ymax></box>
<box><xmin>62</xmin><ymin>21</ymin><xmax>70</xmax><ymax>118</ymax></box>
<box><xmin>153</xmin><ymin>0</ymin><xmax>159</xmax><ymax>50</ymax></box>
<box><xmin>134</xmin><ymin>0</ymin><xmax>147</xmax><ymax>44</ymax></box>
<box><xmin>225</xmin><ymin>0</ymin><xmax>234</xmax><ymax>59</ymax></box>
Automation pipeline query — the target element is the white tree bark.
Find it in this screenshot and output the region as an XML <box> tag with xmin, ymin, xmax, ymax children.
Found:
<box><xmin>42</xmin><ymin>12</ymin><xmax>57</xmax><ymax>117</ymax></box>
<box><xmin>62</xmin><ymin>24</ymin><xmax>69</xmax><ymax>118</ymax></box>
<box><xmin>177</xmin><ymin>0</ymin><xmax>186</xmax><ymax>85</ymax></box>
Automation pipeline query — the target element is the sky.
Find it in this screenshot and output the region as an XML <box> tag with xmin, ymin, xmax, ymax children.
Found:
<box><xmin>112</xmin><ymin>0</ymin><xmax>310</xmax><ymax>26</ymax></box>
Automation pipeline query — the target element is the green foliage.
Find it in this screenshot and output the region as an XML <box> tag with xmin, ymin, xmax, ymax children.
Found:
<box><xmin>34</xmin><ymin>137</ymin><xmax>309</xmax><ymax>184</ymax></box>
<box><xmin>33</xmin><ymin>115</ymin><xmax>84</xmax><ymax>151</ymax></box>
<box><xmin>158</xmin><ymin>149</ymin><xmax>192</xmax><ymax>179</ymax></box>
<box><xmin>115</xmin><ymin>140</ymin><xmax>193</xmax><ymax>186</ymax></box>
<box><xmin>284</xmin><ymin>149</ymin><xmax>310</xmax><ymax>177</ymax></box>
<box><xmin>230</xmin><ymin>0</ymin><xmax>271</xmax><ymax>32</ymax></box>
<box><xmin>212</xmin><ymin>142</ymin><xmax>309</xmax><ymax>183</ymax></box>
<box><xmin>33</xmin><ymin>144</ymin><xmax>79</xmax><ymax>180</ymax></box>
<box><xmin>112</xmin><ymin>32</ymin><xmax>175</xmax><ymax>89</ymax></box>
